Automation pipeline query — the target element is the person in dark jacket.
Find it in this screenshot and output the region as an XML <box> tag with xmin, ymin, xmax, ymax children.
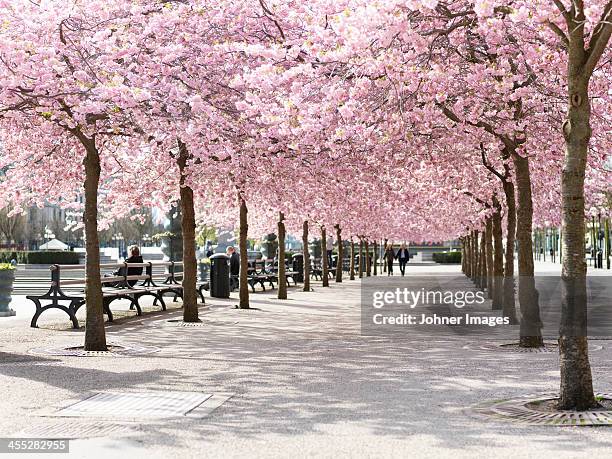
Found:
<box><xmin>396</xmin><ymin>243</ymin><xmax>410</xmax><ymax>276</ymax></box>
<box><xmin>384</xmin><ymin>244</ymin><xmax>395</xmax><ymax>276</ymax></box>
<box><xmin>205</xmin><ymin>241</ymin><xmax>214</xmax><ymax>258</ymax></box>
<box><xmin>227</xmin><ymin>246</ymin><xmax>240</xmax><ymax>291</ymax></box>
<box><xmin>112</xmin><ymin>245</ymin><xmax>143</xmax><ymax>287</ymax></box>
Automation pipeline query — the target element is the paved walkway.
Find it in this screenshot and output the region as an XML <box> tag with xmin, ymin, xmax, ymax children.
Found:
<box><xmin>1</xmin><ymin>262</ymin><xmax>612</xmax><ymax>458</ymax></box>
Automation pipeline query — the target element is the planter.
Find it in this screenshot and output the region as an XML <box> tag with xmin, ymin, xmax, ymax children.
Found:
<box><xmin>0</xmin><ymin>270</ymin><xmax>16</xmax><ymax>317</ymax></box>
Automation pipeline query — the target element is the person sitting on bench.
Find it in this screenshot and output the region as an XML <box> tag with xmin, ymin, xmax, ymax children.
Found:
<box><xmin>110</xmin><ymin>245</ymin><xmax>144</xmax><ymax>287</ymax></box>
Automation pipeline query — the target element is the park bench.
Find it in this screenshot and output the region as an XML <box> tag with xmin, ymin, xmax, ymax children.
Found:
<box><xmin>267</xmin><ymin>260</ymin><xmax>300</xmax><ymax>286</ymax></box>
<box><xmin>27</xmin><ymin>261</ymin><xmax>185</xmax><ymax>329</ymax></box>
<box><xmin>311</xmin><ymin>258</ymin><xmax>333</xmax><ymax>280</ymax></box>
<box><xmin>246</xmin><ymin>260</ymin><xmax>276</xmax><ymax>292</ymax></box>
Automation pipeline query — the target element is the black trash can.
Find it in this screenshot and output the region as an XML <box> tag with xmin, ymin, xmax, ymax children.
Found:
<box><xmin>210</xmin><ymin>253</ymin><xmax>230</xmax><ymax>298</ymax></box>
<box><xmin>292</xmin><ymin>253</ymin><xmax>304</xmax><ymax>282</ymax></box>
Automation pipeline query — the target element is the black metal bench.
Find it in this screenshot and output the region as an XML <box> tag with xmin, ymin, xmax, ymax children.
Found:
<box><xmin>311</xmin><ymin>259</ymin><xmax>333</xmax><ymax>280</ymax></box>
<box><xmin>246</xmin><ymin>261</ymin><xmax>276</xmax><ymax>292</ymax></box>
<box><xmin>27</xmin><ymin>262</ymin><xmax>184</xmax><ymax>328</ymax></box>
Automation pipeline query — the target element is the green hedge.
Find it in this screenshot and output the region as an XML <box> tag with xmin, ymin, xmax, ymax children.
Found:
<box><xmin>432</xmin><ymin>251</ymin><xmax>462</xmax><ymax>264</ymax></box>
<box><xmin>0</xmin><ymin>251</ymin><xmax>81</xmax><ymax>265</ymax></box>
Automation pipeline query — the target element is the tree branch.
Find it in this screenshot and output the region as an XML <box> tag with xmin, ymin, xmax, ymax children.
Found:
<box><xmin>551</xmin><ymin>0</ymin><xmax>572</xmax><ymax>25</ymax></box>
<box><xmin>546</xmin><ymin>20</ymin><xmax>570</xmax><ymax>47</ymax></box>
<box><xmin>584</xmin><ymin>1</ymin><xmax>612</xmax><ymax>76</ymax></box>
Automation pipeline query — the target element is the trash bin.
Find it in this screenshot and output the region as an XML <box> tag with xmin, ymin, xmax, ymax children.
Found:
<box><xmin>210</xmin><ymin>253</ymin><xmax>230</xmax><ymax>298</ymax></box>
<box><xmin>292</xmin><ymin>253</ymin><xmax>304</xmax><ymax>282</ymax></box>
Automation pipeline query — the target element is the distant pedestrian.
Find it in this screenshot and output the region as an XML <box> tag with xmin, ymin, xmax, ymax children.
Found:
<box><xmin>326</xmin><ymin>234</ymin><xmax>334</xmax><ymax>267</ymax></box>
<box><xmin>396</xmin><ymin>243</ymin><xmax>410</xmax><ymax>276</ymax></box>
<box><xmin>227</xmin><ymin>246</ymin><xmax>240</xmax><ymax>291</ymax></box>
<box><xmin>384</xmin><ymin>244</ymin><xmax>395</xmax><ymax>276</ymax></box>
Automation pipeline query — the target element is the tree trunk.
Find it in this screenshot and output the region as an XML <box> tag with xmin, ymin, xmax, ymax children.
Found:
<box><xmin>606</xmin><ymin>218</ymin><xmax>610</xmax><ymax>270</ymax></box>
<box><xmin>512</xmin><ymin>153</ymin><xmax>543</xmax><ymax>347</ymax></box>
<box><xmin>358</xmin><ymin>238</ymin><xmax>364</xmax><ymax>278</ymax></box>
<box><xmin>464</xmin><ymin>234</ymin><xmax>471</xmax><ymax>278</ymax></box>
<box><xmin>278</xmin><ymin>212</ymin><xmax>287</xmax><ymax>299</ymax></box>
<box><xmin>382</xmin><ymin>239</ymin><xmax>388</xmax><ymax>272</ymax></box>
<box><xmin>303</xmin><ymin>221</ymin><xmax>311</xmax><ymax>292</ymax></box>
<box><xmin>321</xmin><ymin>226</ymin><xmax>329</xmax><ymax>287</ymax></box>
<box><xmin>479</xmin><ymin>231</ymin><xmax>486</xmax><ymax>290</ymax></box>
<box><xmin>558</xmin><ymin>47</ymin><xmax>597</xmax><ymax>408</ymax></box>
<box><xmin>82</xmin><ymin>138</ymin><xmax>106</xmax><ymax>351</ymax></box>
<box><xmin>335</xmin><ymin>225</ymin><xmax>343</xmax><ymax>282</ymax></box>
<box><xmin>471</xmin><ymin>230</ymin><xmax>479</xmax><ymax>284</ymax></box>
<box><xmin>177</xmin><ymin>141</ymin><xmax>199</xmax><ymax>323</ymax></box>
<box><xmin>492</xmin><ymin>198</ymin><xmax>504</xmax><ymax>310</ymax></box>
<box><xmin>502</xmin><ymin>177</ymin><xmax>518</xmax><ymax>324</ymax></box>
<box><xmin>365</xmin><ymin>239</ymin><xmax>371</xmax><ymax>276</ymax></box>
<box><xmin>485</xmin><ymin>218</ymin><xmax>494</xmax><ymax>299</ymax></box>
<box><xmin>373</xmin><ymin>242</ymin><xmax>378</xmax><ymax>276</ymax></box>
<box><xmin>349</xmin><ymin>238</ymin><xmax>355</xmax><ymax>280</ymax></box>
<box><xmin>239</xmin><ymin>198</ymin><xmax>250</xmax><ymax>309</ymax></box>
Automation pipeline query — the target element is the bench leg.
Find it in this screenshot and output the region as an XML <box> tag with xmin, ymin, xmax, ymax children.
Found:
<box><xmin>155</xmin><ymin>293</ymin><xmax>167</xmax><ymax>311</ymax></box>
<box><xmin>131</xmin><ymin>297</ymin><xmax>142</xmax><ymax>316</ymax></box>
<box><xmin>125</xmin><ymin>295</ymin><xmax>142</xmax><ymax>316</ymax></box>
<box><xmin>29</xmin><ymin>300</ymin><xmax>80</xmax><ymax>329</ymax></box>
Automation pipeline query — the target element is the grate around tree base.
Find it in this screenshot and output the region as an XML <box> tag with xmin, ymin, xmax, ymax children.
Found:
<box><xmin>463</xmin><ymin>341</ymin><xmax>603</xmax><ymax>353</ymax></box>
<box><xmin>468</xmin><ymin>392</ymin><xmax>612</xmax><ymax>426</ymax></box>
<box><xmin>29</xmin><ymin>342</ymin><xmax>160</xmax><ymax>357</ymax></box>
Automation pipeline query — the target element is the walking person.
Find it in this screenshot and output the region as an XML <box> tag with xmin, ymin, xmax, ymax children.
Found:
<box><xmin>326</xmin><ymin>234</ymin><xmax>334</xmax><ymax>268</ymax></box>
<box><xmin>397</xmin><ymin>243</ymin><xmax>410</xmax><ymax>276</ymax></box>
<box><xmin>227</xmin><ymin>246</ymin><xmax>240</xmax><ymax>291</ymax></box>
<box><xmin>384</xmin><ymin>243</ymin><xmax>395</xmax><ymax>276</ymax></box>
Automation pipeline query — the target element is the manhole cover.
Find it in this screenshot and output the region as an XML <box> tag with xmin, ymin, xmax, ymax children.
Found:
<box><xmin>469</xmin><ymin>392</ymin><xmax>612</xmax><ymax>426</ymax></box>
<box><xmin>464</xmin><ymin>342</ymin><xmax>603</xmax><ymax>353</ymax></box>
<box><xmin>53</xmin><ymin>392</ymin><xmax>213</xmax><ymax>420</ymax></box>
<box><xmin>29</xmin><ymin>342</ymin><xmax>160</xmax><ymax>357</ymax></box>
<box><xmin>21</xmin><ymin>421</ymin><xmax>132</xmax><ymax>438</ymax></box>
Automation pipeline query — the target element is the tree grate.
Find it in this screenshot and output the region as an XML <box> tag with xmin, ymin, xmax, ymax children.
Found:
<box><xmin>464</xmin><ymin>342</ymin><xmax>603</xmax><ymax>353</ymax></box>
<box><xmin>29</xmin><ymin>342</ymin><xmax>160</xmax><ymax>357</ymax></box>
<box><xmin>468</xmin><ymin>392</ymin><xmax>612</xmax><ymax>426</ymax></box>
